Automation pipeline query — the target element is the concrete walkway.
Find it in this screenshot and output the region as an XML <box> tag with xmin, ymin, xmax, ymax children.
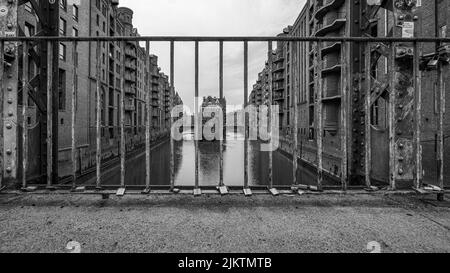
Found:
<box><xmin>0</xmin><ymin>193</ymin><xmax>449</xmax><ymax>253</ymax></box>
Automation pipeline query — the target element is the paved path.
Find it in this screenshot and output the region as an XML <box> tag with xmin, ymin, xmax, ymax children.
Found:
<box><xmin>0</xmin><ymin>193</ymin><xmax>449</xmax><ymax>253</ymax></box>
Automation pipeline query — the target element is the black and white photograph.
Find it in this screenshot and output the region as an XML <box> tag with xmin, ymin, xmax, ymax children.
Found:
<box><xmin>0</xmin><ymin>0</ymin><xmax>449</xmax><ymax>258</ymax></box>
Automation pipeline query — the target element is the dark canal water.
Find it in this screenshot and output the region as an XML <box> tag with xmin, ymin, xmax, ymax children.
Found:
<box><xmin>98</xmin><ymin>131</ymin><xmax>318</xmax><ymax>188</ymax></box>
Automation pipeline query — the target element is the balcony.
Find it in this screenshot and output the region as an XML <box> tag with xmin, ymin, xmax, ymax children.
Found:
<box><xmin>322</xmin><ymin>62</ymin><xmax>342</xmax><ymax>75</ymax></box>
<box><xmin>273</xmin><ymin>82</ymin><xmax>284</xmax><ymax>91</ymax></box>
<box><xmin>125</xmin><ymin>61</ymin><xmax>137</xmax><ymax>71</ymax></box>
<box><xmin>124</xmin><ymin>73</ymin><xmax>136</xmax><ymax>82</ymax></box>
<box><xmin>124</xmin><ymin>101</ymin><xmax>135</xmax><ymax>112</ymax></box>
<box><xmin>125</xmin><ymin>48</ymin><xmax>136</xmax><ymax>58</ymax></box>
<box><xmin>321</xmin><ymin>41</ymin><xmax>341</xmax><ymax>56</ymax></box>
<box><xmin>273</xmin><ymin>73</ymin><xmax>284</xmax><ymax>82</ymax></box>
<box><xmin>273</xmin><ymin>63</ymin><xmax>284</xmax><ymax>72</ymax></box>
<box><xmin>315</xmin><ymin>13</ymin><xmax>347</xmax><ymax>37</ymax></box>
<box><xmin>273</xmin><ymin>92</ymin><xmax>284</xmax><ymax>101</ymax></box>
<box><xmin>315</xmin><ymin>0</ymin><xmax>346</xmax><ymax>20</ymax></box>
<box><xmin>124</xmin><ymin>86</ymin><xmax>136</xmax><ymax>95</ymax></box>
<box><xmin>273</xmin><ymin>52</ymin><xmax>284</xmax><ymax>63</ymax></box>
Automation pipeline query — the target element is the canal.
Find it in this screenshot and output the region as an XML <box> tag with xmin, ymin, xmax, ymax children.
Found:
<box><xmin>93</xmin><ymin>131</ymin><xmax>320</xmax><ymax>188</ymax></box>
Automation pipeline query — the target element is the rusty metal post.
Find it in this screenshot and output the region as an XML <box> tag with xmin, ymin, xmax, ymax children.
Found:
<box><xmin>21</xmin><ymin>42</ymin><xmax>29</xmax><ymax>189</ymax></box>
<box><xmin>170</xmin><ymin>41</ymin><xmax>175</xmax><ymax>192</ymax></box>
<box><xmin>0</xmin><ymin>41</ymin><xmax>3</xmax><ymax>189</ymax></box>
<box><xmin>194</xmin><ymin>41</ymin><xmax>201</xmax><ymax>196</ymax></box>
<box><xmin>46</xmin><ymin>41</ymin><xmax>53</xmax><ymax>189</ymax></box>
<box><xmin>144</xmin><ymin>41</ymin><xmax>151</xmax><ymax>194</ymax></box>
<box><xmin>341</xmin><ymin>41</ymin><xmax>350</xmax><ymax>191</ymax></box>
<box><xmin>388</xmin><ymin>42</ymin><xmax>396</xmax><ymax>190</ymax></box>
<box><xmin>243</xmin><ymin>41</ymin><xmax>249</xmax><ymax>192</ymax></box>
<box><xmin>413</xmin><ymin>42</ymin><xmax>422</xmax><ymax>189</ymax></box>
<box><xmin>2</xmin><ymin>0</ymin><xmax>19</xmax><ymax>186</ymax></box>
<box><xmin>437</xmin><ymin>57</ymin><xmax>445</xmax><ymax>191</ymax></box>
<box><xmin>292</xmin><ymin>41</ymin><xmax>299</xmax><ymax>189</ymax></box>
<box><xmin>267</xmin><ymin>41</ymin><xmax>276</xmax><ymax>194</ymax></box>
<box><xmin>118</xmin><ymin>40</ymin><xmax>126</xmax><ymax>195</ymax></box>
<box><xmin>219</xmin><ymin>41</ymin><xmax>225</xmax><ymax>192</ymax></box>
<box><xmin>316</xmin><ymin>41</ymin><xmax>323</xmax><ymax>191</ymax></box>
<box><xmin>95</xmin><ymin>41</ymin><xmax>102</xmax><ymax>190</ymax></box>
<box><xmin>364</xmin><ymin>43</ymin><xmax>372</xmax><ymax>189</ymax></box>
<box><xmin>71</xmin><ymin>42</ymin><xmax>78</xmax><ymax>190</ymax></box>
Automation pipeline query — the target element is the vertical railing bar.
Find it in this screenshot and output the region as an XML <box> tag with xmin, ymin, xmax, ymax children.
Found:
<box><xmin>317</xmin><ymin>41</ymin><xmax>323</xmax><ymax>191</ymax></box>
<box><xmin>388</xmin><ymin>41</ymin><xmax>396</xmax><ymax>190</ymax></box>
<box><xmin>120</xmin><ymin>40</ymin><xmax>126</xmax><ymax>190</ymax></box>
<box><xmin>95</xmin><ymin>41</ymin><xmax>102</xmax><ymax>190</ymax></box>
<box><xmin>0</xmin><ymin>42</ymin><xmax>3</xmax><ymax>189</ymax></box>
<box><xmin>341</xmin><ymin>41</ymin><xmax>349</xmax><ymax>191</ymax></box>
<box><xmin>268</xmin><ymin>41</ymin><xmax>274</xmax><ymax>191</ymax></box>
<box><xmin>22</xmin><ymin>42</ymin><xmax>29</xmax><ymax>190</ymax></box>
<box><xmin>413</xmin><ymin>41</ymin><xmax>422</xmax><ymax>190</ymax></box>
<box><xmin>219</xmin><ymin>41</ymin><xmax>225</xmax><ymax>189</ymax></box>
<box><xmin>219</xmin><ymin>41</ymin><xmax>224</xmax><ymax>99</ymax></box>
<box><xmin>145</xmin><ymin>41</ymin><xmax>151</xmax><ymax>193</ymax></box>
<box><xmin>71</xmin><ymin>41</ymin><xmax>78</xmax><ymax>190</ymax></box>
<box><xmin>292</xmin><ymin>41</ymin><xmax>299</xmax><ymax>189</ymax></box>
<box><xmin>243</xmin><ymin>41</ymin><xmax>249</xmax><ymax>190</ymax></box>
<box><xmin>194</xmin><ymin>41</ymin><xmax>200</xmax><ymax>193</ymax></box>
<box><xmin>170</xmin><ymin>40</ymin><xmax>175</xmax><ymax>191</ymax></box>
<box><xmin>364</xmin><ymin>42</ymin><xmax>372</xmax><ymax>189</ymax></box>
<box><xmin>46</xmin><ymin>41</ymin><xmax>53</xmax><ymax>189</ymax></box>
<box><xmin>438</xmin><ymin>48</ymin><xmax>445</xmax><ymax>191</ymax></box>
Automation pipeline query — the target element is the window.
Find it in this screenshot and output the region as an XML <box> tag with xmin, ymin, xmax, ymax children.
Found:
<box><xmin>72</xmin><ymin>27</ymin><xmax>78</xmax><ymax>37</ymax></box>
<box><xmin>58</xmin><ymin>69</ymin><xmax>66</xmax><ymax>110</ymax></box>
<box><xmin>59</xmin><ymin>43</ymin><xmax>66</xmax><ymax>60</ymax></box>
<box><xmin>73</xmin><ymin>5</ymin><xmax>79</xmax><ymax>21</ymax></box>
<box><xmin>59</xmin><ymin>17</ymin><xmax>67</xmax><ymax>36</ymax></box>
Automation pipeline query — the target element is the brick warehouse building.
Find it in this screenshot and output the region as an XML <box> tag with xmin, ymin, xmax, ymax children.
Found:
<box><xmin>251</xmin><ymin>0</ymin><xmax>449</xmax><ymax>188</ymax></box>
<box><xmin>18</xmin><ymin>0</ymin><xmax>179</xmax><ymax>179</ymax></box>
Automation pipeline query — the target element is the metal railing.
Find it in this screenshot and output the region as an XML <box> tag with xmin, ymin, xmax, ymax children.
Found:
<box><xmin>0</xmin><ymin>35</ymin><xmax>449</xmax><ymax>197</ymax></box>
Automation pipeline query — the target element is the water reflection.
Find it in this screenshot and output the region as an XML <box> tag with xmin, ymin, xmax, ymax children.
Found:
<box><xmin>104</xmin><ymin>131</ymin><xmax>318</xmax><ymax>187</ymax></box>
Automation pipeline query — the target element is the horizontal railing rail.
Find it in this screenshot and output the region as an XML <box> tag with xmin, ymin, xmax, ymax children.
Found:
<box><xmin>1</xmin><ymin>36</ymin><xmax>450</xmax><ymax>42</ymax></box>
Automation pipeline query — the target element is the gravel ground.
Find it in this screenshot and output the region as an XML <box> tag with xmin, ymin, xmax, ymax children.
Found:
<box><xmin>0</xmin><ymin>193</ymin><xmax>449</xmax><ymax>253</ymax></box>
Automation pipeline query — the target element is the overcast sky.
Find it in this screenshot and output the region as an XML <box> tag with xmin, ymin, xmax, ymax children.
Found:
<box><xmin>120</xmin><ymin>0</ymin><xmax>306</xmax><ymax>111</ymax></box>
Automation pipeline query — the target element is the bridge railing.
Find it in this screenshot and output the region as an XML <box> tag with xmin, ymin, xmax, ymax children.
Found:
<box><xmin>0</xmin><ymin>36</ymin><xmax>449</xmax><ymax>196</ymax></box>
